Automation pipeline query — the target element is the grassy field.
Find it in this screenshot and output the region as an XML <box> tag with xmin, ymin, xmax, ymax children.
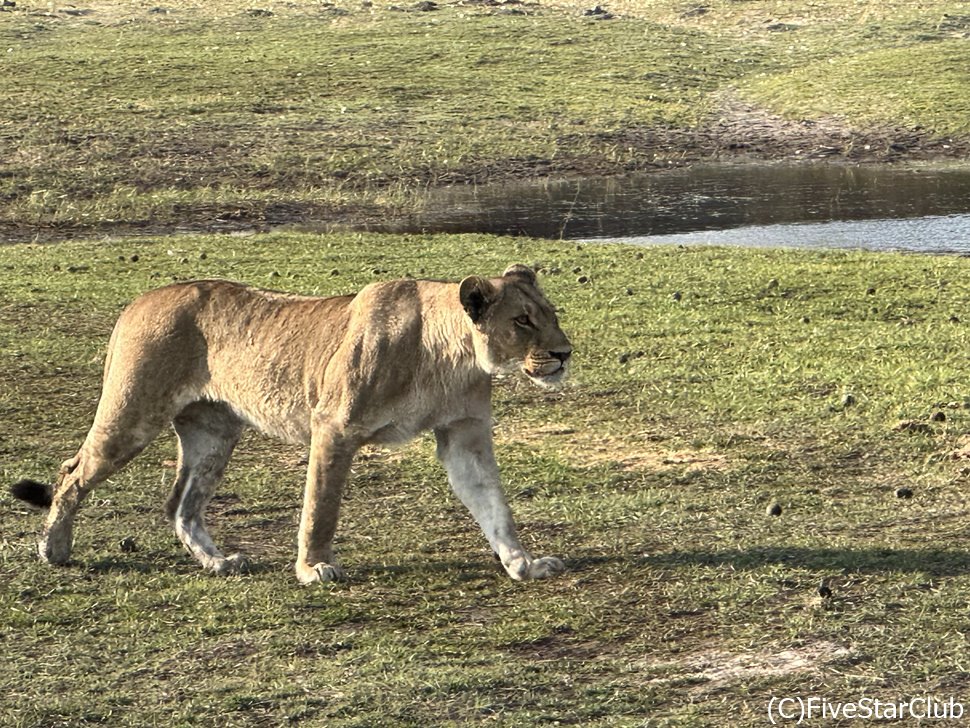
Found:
<box><xmin>2</xmin><ymin>0</ymin><xmax>969</xmax><ymax>238</ymax></box>
<box><xmin>4</xmin><ymin>234</ymin><xmax>970</xmax><ymax>725</ymax></box>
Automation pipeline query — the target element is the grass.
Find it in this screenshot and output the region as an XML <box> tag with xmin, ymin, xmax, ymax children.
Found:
<box><xmin>3</xmin><ymin>0</ymin><xmax>970</xmax><ymax>723</ymax></box>
<box><xmin>744</xmin><ymin>40</ymin><xmax>970</xmax><ymax>135</ymax></box>
<box><xmin>5</xmin><ymin>234</ymin><xmax>970</xmax><ymax>725</ymax></box>
<box><xmin>2</xmin><ymin>0</ymin><xmax>969</xmax><ymax>236</ymax></box>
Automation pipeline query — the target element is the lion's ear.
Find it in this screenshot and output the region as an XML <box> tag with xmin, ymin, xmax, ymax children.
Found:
<box><xmin>459</xmin><ymin>275</ymin><xmax>497</xmax><ymax>324</ymax></box>
<box><xmin>502</xmin><ymin>264</ymin><xmax>537</xmax><ymax>286</ymax></box>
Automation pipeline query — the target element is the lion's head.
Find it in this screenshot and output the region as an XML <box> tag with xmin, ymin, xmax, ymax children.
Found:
<box><xmin>459</xmin><ymin>264</ymin><xmax>572</xmax><ymax>388</ymax></box>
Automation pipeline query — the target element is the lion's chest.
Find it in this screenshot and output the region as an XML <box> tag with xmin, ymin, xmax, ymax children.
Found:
<box><xmin>357</xmin><ymin>378</ymin><xmax>489</xmax><ymax>447</ymax></box>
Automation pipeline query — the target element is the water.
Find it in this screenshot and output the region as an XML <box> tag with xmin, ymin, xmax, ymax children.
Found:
<box><xmin>389</xmin><ymin>164</ymin><xmax>970</xmax><ymax>253</ymax></box>
<box><xmin>621</xmin><ymin>214</ymin><xmax>970</xmax><ymax>254</ymax></box>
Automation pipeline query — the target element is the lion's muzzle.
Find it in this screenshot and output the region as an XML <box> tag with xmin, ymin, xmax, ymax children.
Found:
<box><xmin>525</xmin><ymin>348</ymin><xmax>572</xmax><ymax>387</ymax></box>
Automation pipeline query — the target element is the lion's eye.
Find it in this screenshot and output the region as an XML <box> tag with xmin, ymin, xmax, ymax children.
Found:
<box><xmin>514</xmin><ymin>315</ymin><xmax>533</xmax><ymax>329</ymax></box>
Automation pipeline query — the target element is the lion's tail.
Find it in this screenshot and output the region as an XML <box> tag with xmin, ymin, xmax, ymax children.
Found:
<box><xmin>10</xmin><ymin>480</ymin><xmax>53</xmax><ymax>510</ymax></box>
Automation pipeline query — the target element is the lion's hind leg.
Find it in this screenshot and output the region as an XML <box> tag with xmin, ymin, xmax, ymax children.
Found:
<box><xmin>169</xmin><ymin>401</ymin><xmax>246</xmax><ymax>576</ymax></box>
<box><xmin>39</xmin><ymin>423</ymin><xmax>163</xmax><ymax>565</ymax></box>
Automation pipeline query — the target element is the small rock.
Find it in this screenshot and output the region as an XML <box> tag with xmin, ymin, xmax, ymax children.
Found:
<box><xmin>766</xmin><ymin>502</ymin><xmax>783</xmax><ymax>517</ymax></box>
<box><xmin>866</xmin><ymin>287</ymin><xmax>877</xmax><ymax>295</ymax></box>
<box><xmin>199</xmin><ymin>251</ymin><xmax>208</xmax><ymax>260</ymax></box>
<box><xmin>672</xmin><ymin>291</ymin><xmax>682</xmax><ymax>301</ymax></box>
<box><xmin>577</xmin><ymin>275</ymin><xmax>590</xmax><ymax>284</ymax></box>
<box><xmin>130</xmin><ymin>254</ymin><xmax>139</xmax><ymax>263</ymax></box>
<box><xmin>895</xmin><ymin>487</ymin><xmax>914</xmax><ymax>499</ymax></box>
<box><xmin>119</xmin><ymin>536</ymin><xmax>138</xmax><ymax>553</ymax></box>
<box><xmin>817</xmin><ymin>581</ymin><xmax>832</xmax><ymax>599</ymax></box>
<box><xmin>625</xmin><ymin>287</ymin><xmax>634</xmax><ymax>296</ymax></box>
<box><xmin>270</xmin><ymin>271</ymin><xmax>281</xmax><ymax>278</ymax></box>
<box><xmin>840</xmin><ymin>393</ymin><xmax>856</xmax><ymax>407</ymax></box>
<box><xmin>572</xmin><ymin>266</ymin><xmax>583</xmax><ymax>274</ymax></box>
<box><xmin>930</xmin><ymin>411</ymin><xmax>946</xmax><ymax>422</ymax></box>
<box><xmin>801</xmin><ymin>316</ymin><xmax>811</xmax><ymax>324</ymax></box>
<box><xmin>618</xmin><ymin>353</ymin><xmax>631</xmax><ymax>364</ymax></box>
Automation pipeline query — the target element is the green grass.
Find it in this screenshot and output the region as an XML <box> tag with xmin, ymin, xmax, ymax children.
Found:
<box><xmin>5</xmin><ymin>234</ymin><xmax>970</xmax><ymax>725</ymax></box>
<box><xmin>2</xmin><ymin>0</ymin><xmax>969</xmax><ymax>235</ymax></box>
<box><xmin>743</xmin><ymin>40</ymin><xmax>970</xmax><ymax>135</ymax></box>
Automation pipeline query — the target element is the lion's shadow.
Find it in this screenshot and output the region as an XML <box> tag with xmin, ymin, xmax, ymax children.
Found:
<box><xmin>574</xmin><ymin>546</ymin><xmax>970</xmax><ymax>577</ymax></box>
<box><xmin>80</xmin><ymin>545</ymin><xmax>970</xmax><ymax>580</ymax></box>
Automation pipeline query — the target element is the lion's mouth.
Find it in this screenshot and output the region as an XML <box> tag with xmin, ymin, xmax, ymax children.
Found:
<box><xmin>524</xmin><ymin>362</ymin><xmax>567</xmax><ymax>387</ymax></box>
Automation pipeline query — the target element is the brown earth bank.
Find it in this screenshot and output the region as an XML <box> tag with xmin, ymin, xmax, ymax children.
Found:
<box><xmin>4</xmin><ymin>94</ymin><xmax>970</xmax><ymax>244</ymax></box>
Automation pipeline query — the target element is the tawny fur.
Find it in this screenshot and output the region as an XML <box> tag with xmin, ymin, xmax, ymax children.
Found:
<box><xmin>10</xmin><ymin>264</ymin><xmax>573</xmax><ymax>584</ymax></box>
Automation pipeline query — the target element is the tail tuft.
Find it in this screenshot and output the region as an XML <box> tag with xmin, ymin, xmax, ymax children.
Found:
<box><xmin>10</xmin><ymin>480</ymin><xmax>53</xmax><ymax>509</ymax></box>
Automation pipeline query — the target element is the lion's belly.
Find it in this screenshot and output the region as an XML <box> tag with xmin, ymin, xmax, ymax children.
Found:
<box><xmin>367</xmin><ymin>418</ymin><xmax>431</xmax><ymax>446</ymax></box>
<box><xmin>201</xmin><ymin>380</ymin><xmax>312</xmax><ymax>445</ymax></box>
<box><xmin>362</xmin><ymin>388</ymin><xmax>474</xmax><ymax>446</ymax></box>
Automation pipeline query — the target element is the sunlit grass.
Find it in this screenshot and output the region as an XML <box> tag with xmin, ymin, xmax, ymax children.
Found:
<box><xmin>743</xmin><ymin>40</ymin><xmax>970</xmax><ymax>135</ymax></box>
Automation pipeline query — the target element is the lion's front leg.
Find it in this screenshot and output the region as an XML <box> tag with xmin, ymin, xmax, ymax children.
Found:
<box><xmin>295</xmin><ymin>421</ymin><xmax>355</xmax><ymax>585</ymax></box>
<box><xmin>435</xmin><ymin>419</ymin><xmax>565</xmax><ymax>581</ymax></box>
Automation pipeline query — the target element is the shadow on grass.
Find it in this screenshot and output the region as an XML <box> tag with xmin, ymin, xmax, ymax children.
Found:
<box><xmin>83</xmin><ymin>553</ymin><xmax>282</xmax><ymax>576</ymax></box>
<box><xmin>637</xmin><ymin>547</ymin><xmax>970</xmax><ymax>576</ymax></box>
<box><xmin>77</xmin><ymin>546</ymin><xmax>970</xmax><ymax>581</ymax></box>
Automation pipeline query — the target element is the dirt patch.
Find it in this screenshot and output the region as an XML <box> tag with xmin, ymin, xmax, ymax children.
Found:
<box><xmin>564</xmin><ymin>92</ymin><xmax>970</xmax><ymax>174</ymax></box>
<box><xmin>643</xmin><ymin>640</ymin><xmax>853</xmax><ymax>694</ymax></box>
<box><xmin>502</xmin><ymin>424</ymin><xmax>730</xmax><ymax>474</ymax></box>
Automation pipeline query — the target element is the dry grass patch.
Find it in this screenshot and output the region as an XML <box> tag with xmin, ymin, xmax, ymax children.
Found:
<box><xmin>642</xmin><ymin>640</ymin><xmax>854</xmax><ymax>695</ymax></box>
<box><xmin>502</xmin><ymin>423</ymin><xmax>731</xmax><ymax>474</ymax></box>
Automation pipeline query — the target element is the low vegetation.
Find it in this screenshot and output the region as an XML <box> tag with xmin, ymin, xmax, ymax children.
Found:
<box><xmin>2</xmin><ymin>0</ymin><xmax>969</xmax><ymax>238</ymax></box>
<box><xmin>4</xmin><ymin>234</ymin><xmax>970</xmax><ymax>725</ymax></box>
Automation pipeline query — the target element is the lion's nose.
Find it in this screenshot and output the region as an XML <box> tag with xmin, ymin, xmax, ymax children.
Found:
<box><xmin>551</xmin><ymin>349</ymin><xmax>571</xmax><ymax>364</ymax></box>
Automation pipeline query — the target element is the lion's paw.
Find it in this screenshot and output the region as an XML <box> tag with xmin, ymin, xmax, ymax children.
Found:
<box><xmin>526</xmin><ymin>556</ymin><xmax>566</xmax><ymax>580</ymax></box>
<box><xmin>38</xmin><ymin>533</ymin><xmax>72</xmax><ymax>565</ymax></box>
<box><xmin>296</xmin><ymin>561</ymin><xmax>345</xmax><ymax>585</ymax></box>
<box><xmin>503</xmin><ymin>554</ymin><xmax>566</xmax><ymax>581</ymax></box>
<box><xmin>212</xmin><ymin>553</ymin><xmax>250</xmax><ymax>576</ymax></box>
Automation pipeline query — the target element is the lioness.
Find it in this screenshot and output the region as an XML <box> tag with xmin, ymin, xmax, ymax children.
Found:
<box><xmin>10</xmin><ymin>264</ymin><xmax>572</xmax><ymax>583</ymax></box>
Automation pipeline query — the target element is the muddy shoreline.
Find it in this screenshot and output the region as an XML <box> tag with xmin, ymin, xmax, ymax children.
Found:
<box><xmin>5</xmin><ymin>96</ymin><xmax>969</xmax><ymax>244</ymax></box>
